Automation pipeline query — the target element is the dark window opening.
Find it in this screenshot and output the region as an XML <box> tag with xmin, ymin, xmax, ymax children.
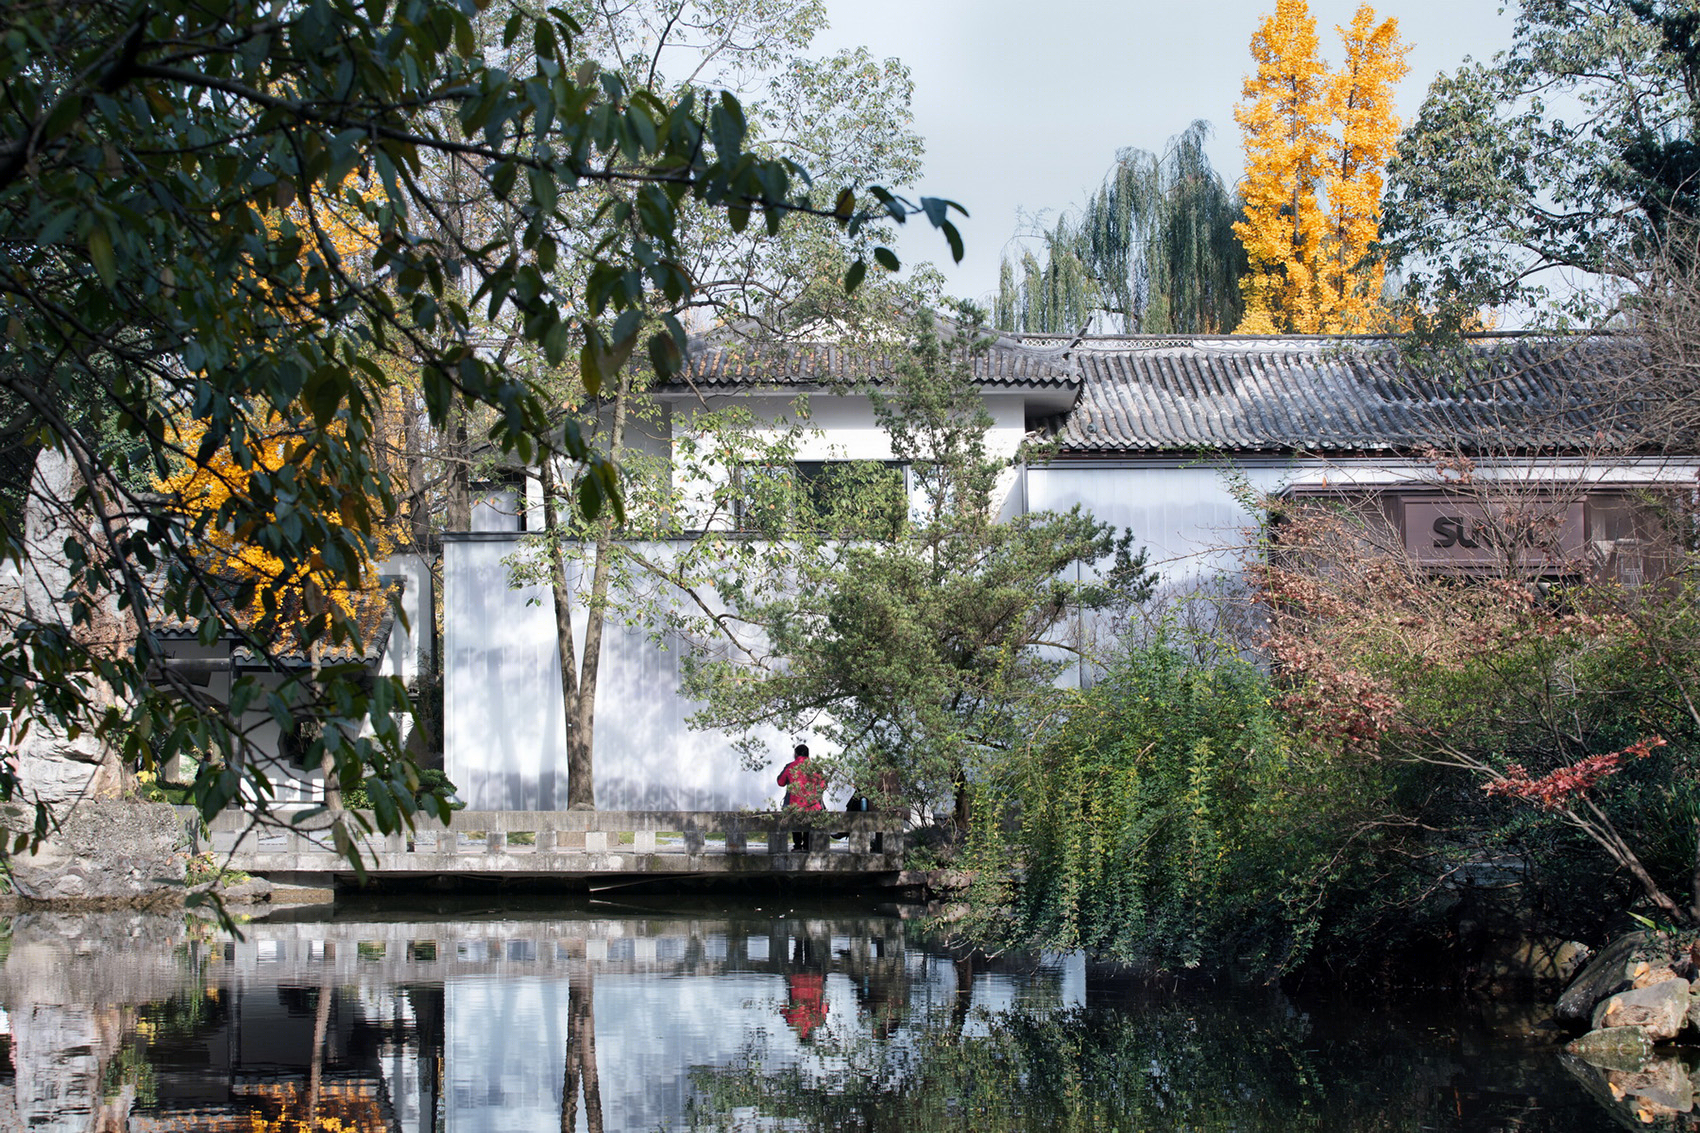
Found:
<box><xmin>735</xmin><ymin>461</ymin><xmax>908</xmax><ymax>535</ymax></box>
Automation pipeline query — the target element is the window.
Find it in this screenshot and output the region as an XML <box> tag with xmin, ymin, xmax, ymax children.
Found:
<box><xmin>735</xmin><ymin>461</ymin><xmax>908</xmax><ymax>535</ymax></box>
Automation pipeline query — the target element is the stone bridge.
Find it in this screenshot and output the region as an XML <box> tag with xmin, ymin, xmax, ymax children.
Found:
<box><xmin>191</xmin><ymin>808</ymin><xmax>904</xmax><ymax>882</ymax></box>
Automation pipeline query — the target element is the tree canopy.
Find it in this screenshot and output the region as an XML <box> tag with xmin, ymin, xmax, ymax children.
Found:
<box><xmin>1381</xmin><ymin>0</ymin><xmax>1699</xmax><ymax>323</ymax></box>
<box><xmin>993</xmin><ymin>122</ymin><xmax>1245</xmax><ymax>336</ymax></box>
<box><xmin>0</xmin><ymin>0</ymin><xmax>962</xmax><ymax>851</ymax></box>
<box><xmin>676</xmin><ymin>315</ymin><xmax>1154</xmax><ymax>823</ymax></box>
<box><xmin>1235</xmin><ymin>0</ymin><xmax>1406</xmax><ymax>333</ymax></box>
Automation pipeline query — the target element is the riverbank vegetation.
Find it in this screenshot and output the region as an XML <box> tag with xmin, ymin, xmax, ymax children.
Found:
<box><xmin>947</xmin><ymin>485</ymin><xmax>1700</xmax><ymax>984</ymax></box>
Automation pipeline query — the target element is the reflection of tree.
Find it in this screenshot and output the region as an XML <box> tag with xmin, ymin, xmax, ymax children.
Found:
<box><xmin>690</xmin><ymin>998</ymin><xmax>1618</xmax><ymax>1132</ymax></box>
<box><xmin>305</xmin><ymin>978</ymin><xmax>332</xmax><ymax>1124</ymax></box>
<box><xmin>561</xmin><ymin>971</ymin><xmax>604</xmax><ymax>1133</ymax></box>
<box><xmin>851</xmin><ymin>936</ymin><xmax>908</xmax><ymax>1041</ymax></box>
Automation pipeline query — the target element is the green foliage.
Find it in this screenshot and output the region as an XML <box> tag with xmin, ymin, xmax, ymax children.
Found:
<box><xmin>183</xmin><ymin>852</ymin><xmax>249</xmax><ymax>889</ymax></box>
<box><xmin>342</xmin><ymin>768</ymin><xmax>462</xmax><ymax>813</ymax></box>
<box><xmin>995</xmin><ymin>122</ymin><xmax>1246</xmax><ymax>334</ymax></box>
<box><xmin>678</xmin><ymin>314</ymin><xmax>1154</xmax><ymax>814</ymax></box>
<box><xmin>964</xmin><ymin>640</ymin><xmax>1370</xmax><ymax>973</ymax></box>
<box><xmin>1382</xmin><ymin>0</ymin><xmax>1700</xmax><ymax>323</ymax></box>
<box><xmin>0</xmin><ymin>0</ymin><xmax>960</xmax><ymax>859</ymax></box>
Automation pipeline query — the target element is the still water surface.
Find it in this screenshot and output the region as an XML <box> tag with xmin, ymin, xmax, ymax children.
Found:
<box><xmin>0</xmin><ymin>896</ymin><xmax>1653</xmax><ymax>1131</ymax></box>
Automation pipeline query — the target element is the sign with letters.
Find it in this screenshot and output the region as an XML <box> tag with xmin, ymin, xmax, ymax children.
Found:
<box><xmin>1402</xmin><ymin>497</ymin><xmax>1585</xmax><ymax>568</ymax></box>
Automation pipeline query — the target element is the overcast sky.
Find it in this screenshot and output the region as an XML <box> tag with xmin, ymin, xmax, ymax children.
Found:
<box><xmin>812</xmin><ymin>0</ymin><xmax>1520</xmax><ymax>308</ymax></box>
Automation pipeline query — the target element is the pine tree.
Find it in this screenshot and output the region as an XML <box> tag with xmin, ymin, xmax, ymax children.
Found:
<box><xmin>1234</xmin><ymin>1</ymin><xmax>1407</xmax><ymax>334</ymax></box>
<box><xmin>1322</xmin><ymin>5</ymin><xmax>1409</xmax><ymax>331</ymax></box>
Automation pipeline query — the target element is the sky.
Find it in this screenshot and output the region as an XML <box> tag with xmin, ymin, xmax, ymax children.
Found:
<box><xmin>812</xmin><ymin>0</ymin><xmax>1521</xmax><ymax>309</ymax></box>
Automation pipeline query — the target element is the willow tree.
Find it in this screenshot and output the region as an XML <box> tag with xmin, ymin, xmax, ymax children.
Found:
<box><xmin>1234</xmin><ymin>0</ymin><xmax>1407</xmax><ymax>334</ymax></box>
<box><xmin>993</xmin><ymin>122</ymin><xmax>1245</xmax><ymax>335</ymax></box>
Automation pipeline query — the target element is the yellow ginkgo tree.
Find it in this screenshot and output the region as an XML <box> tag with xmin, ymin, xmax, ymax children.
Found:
<box><xmin>155</xmin><ymin>413</ymin><xmax>399</xmax><ymax>634</ymax></box>
<box><xmin>1234</xmin><ymin>0</ymin><xmax>1408</xmax><ymax>335</ymax></box>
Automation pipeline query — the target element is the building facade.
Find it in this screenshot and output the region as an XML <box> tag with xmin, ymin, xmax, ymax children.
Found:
<box><xmin>443</xmin><ymin>331</ymin><xmax>1668</xmax><ymax>811</ymax></box>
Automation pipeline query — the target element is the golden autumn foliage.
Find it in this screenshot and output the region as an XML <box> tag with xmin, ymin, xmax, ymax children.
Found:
<box><xmin>1234</xmin><ymin>0</ymin><xmax>1330</xmax><ymax>335</ymax></box>
<box><xmin>258</xmin><ymin>173</ymin><xmax>384</xmax><ymax>324</ymax></box>
<box><xmin>155</xmin><ymin>413</ymin><xmax>399</xmax><ymax>629</ymax></box>
<box><xmin>1322</xmin><ymin>5</ymin><xmax>1408</xmax><ymax>331</ymax></box>
<box><xmin>1234</xmin><ymin>1</ymin><xmax>1408</xmax><ymax>334</ymax></box>
<box><xmin>156</xmin><ymin>174</ymin><xmax>423</xmax><ymax>635</ymax></box>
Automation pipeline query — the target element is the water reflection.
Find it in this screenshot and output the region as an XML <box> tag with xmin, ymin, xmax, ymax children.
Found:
<box><xmin>0</xmin><ymin>900</ymin><xmax>1644</xmax><ymax>1131</ymax></box>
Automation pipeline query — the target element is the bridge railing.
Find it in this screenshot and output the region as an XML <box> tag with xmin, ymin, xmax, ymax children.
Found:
<box><xmin>188</xmin><ymin>808</ymin><xmax>905</xmax><ymax>874</ymax></box>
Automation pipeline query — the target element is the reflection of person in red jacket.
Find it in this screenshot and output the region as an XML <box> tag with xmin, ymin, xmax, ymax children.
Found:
<box><xmin>781</xmin><ymin>971</ymin><xmax>827</xmax><ymax>1041</ymax></box>
<box><xmin>777</xmin><ymin>743</ymin><xmax>824</xmax><ymax>851</ymax></box>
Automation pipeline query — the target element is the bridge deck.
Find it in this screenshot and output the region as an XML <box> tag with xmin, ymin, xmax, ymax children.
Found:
<box><xmin>194</xmin><ymin>809</ymin><xmax>905</xmax><ymax>879</ymax></box>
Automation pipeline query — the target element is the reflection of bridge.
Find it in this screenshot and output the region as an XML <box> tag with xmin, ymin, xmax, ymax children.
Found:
<box><xmin>201</xmin><ymin>915</ymin><xmax>912</xmax><ymax>987</ymax></box>
<box><xmin>196</xmin><ymin>809</ymin><xmax>904</xmax><ymax>882</ymax></box>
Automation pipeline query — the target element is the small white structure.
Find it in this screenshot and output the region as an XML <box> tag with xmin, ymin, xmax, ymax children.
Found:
<box><xmin>443</xmin><ymin>330</ymin><xmax>1660</xmax><ymax>811</ymax></box>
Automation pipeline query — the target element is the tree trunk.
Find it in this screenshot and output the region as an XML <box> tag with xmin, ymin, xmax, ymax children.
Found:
<box><xmin>312</xmin><ymin>640</ymin><xmax>341</xmax><ymax>813</ymax></box>
<box><xmin>540</xmin><ymin>457</ymin><xmax>585</xmax><ymax>811</ymax></box>
<box><xmin>401</xmin><ymin>397</ymin><xmax>431</xmax><ymax>551</ymax></box>
<box><xmin>567</xmin><ymin>370</ymin><xmax>632</xmax><ymax>810</ymax></box>
<box><xmin>1691</xmin><ymin>811</ymin><xmax>1700</xmax><ymax>924</ymax></box>
<box><xmin>445</xmin><ymin>403</ymin><xmax>471</xmax><ymax>532</ymax></box>
<box><xmin>952</xmin><ymin>768</ymin><xmax>970</xmax><ymax>835</ymax></box>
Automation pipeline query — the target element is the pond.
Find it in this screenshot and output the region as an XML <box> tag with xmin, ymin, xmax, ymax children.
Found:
<box><xmin>0</xmin><ymin>895</ymin><xmax>1672</xmax><ymax>1131</ymax></box>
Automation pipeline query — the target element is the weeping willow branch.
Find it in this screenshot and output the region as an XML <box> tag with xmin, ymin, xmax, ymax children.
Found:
<box><xmin>994</xmin><ymin>121</ymin><xmax>1246</xmax><ymax>335</ymax></box>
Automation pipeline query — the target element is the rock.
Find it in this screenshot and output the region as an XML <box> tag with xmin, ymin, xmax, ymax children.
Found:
<box><xmin>269</xmin><ymin>884</ymin><xmax>335</xmax><ymax>905</ymax></box>
<box><xmin>1592</xmin><ymin>978</ymin><xmax>1693</xmax><ymax>1042</ymax></box>
<box><xmin>219</xmin><ymin>876</ymin><xmax>272</xmax><ymax>904</ymax></box>
<box><xmin>1634</xmin><ymin>964</ymin><xmax>1688</xmax><ymax>989</ymax></box>
<box><xmin>5</xmin><ymin>800</ymin><xmax>187</xmax><ymax>901</ymax></box>
<box><xmin>1606</xmin><ymin>1058</ymin><xmax>1697</xmax><ymax>1114</ymax></box>
<box><xmin>0</xmin><ymin>450</ymin><xmax>136</xmax><ymax>812</ymax></box>
<box><xmin>1566</xmin><ymin>1025</ymin><xmax>1655</xmax><ymax>1071</ymax></box>
<box><xmin>1562</xmin><ymin>1050</ymin><xmax>1697</xmax><ymax>1125</ymax></box>
<box><xmin>1557</xmin><ymin>932</ymin><xmax>1662</xmax><ymax>1029</ymax></box>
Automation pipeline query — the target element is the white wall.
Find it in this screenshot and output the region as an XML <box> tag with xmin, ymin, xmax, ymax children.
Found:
<box><xmin>375</xmin><ymin>551</ymin><xmax>433</xmax><ymax>684</ymax></box>
<box><xmin>667</xmin><ymin>390</ymin><xmax>1033</xmax><ymax>529</ymax></box>
<box><xmin>1026</xmin><ymin>458</ymin><xmax>1296</xmax><ymax>592</ymax></box>
<box><xmin>443</xmin><ymin>534</ymin><xmax>788</xmax><ymax>811</ymax></box>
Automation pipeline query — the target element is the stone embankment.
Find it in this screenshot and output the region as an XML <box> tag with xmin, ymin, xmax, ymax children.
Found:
<box><xmin>1556</xmin><ymin>931</ymin><xmax>1700</xmax><ymax>1125</ymax></box>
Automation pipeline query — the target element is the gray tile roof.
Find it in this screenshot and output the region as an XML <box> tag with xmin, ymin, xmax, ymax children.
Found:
<box><xmin>679</xmin><ymin>327</ymin><xmax>1078</xmax><ymax>391</ymax></box>
<box><xmin>1037</xmin><ymin>334</ymin><xmax>1644</xmax><ymax>456</ymax></box>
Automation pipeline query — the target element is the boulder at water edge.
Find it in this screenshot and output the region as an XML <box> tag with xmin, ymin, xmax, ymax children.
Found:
<box><xmin>1566</xmin><ymin>1024</ymin><xmax>1655</xmax><ymax>1071</ymax></box>
<box><xmin>1557</xmin><ymin>931</ymin><xmax>1661</xmax><ymax>1029</ymax></box>
<box><xmin>1592</xmin><ymin>978</ymin><xmax>1694</xmax><ymax>1042</ymax></box>
<box><xmin>4</xmin><ymin>800</ymin><xmax>187</xmax><ymax>901</ymax></box>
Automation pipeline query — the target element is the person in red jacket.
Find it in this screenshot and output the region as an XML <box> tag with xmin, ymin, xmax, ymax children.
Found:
<box><xmin>777</xmin><ymin>742</ymin><xmax>824</xmax><ymax>851</ymax></box>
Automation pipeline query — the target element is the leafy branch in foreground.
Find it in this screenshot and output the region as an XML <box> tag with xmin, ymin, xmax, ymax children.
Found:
<box><xmin>0</xmin><ymin>0</ymin><xmax>964</xmax><ymax>864</ymax></box>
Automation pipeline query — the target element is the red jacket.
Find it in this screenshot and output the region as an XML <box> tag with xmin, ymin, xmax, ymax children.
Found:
<box><xmin>777</xmin><ymin>756</ymin><xmax>825</xmax><ymax>810</ymax></box>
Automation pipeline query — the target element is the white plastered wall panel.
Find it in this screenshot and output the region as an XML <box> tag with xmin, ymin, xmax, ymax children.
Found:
<box><xmin>374</xmin><ymin>550</ymin><xmax>433</xmax><ymax>684</ymax></box>
<box><xmin>443</xmin><ymin>534</ymin><xmax>788</xmax><ymax>811</ymax></box>
<box><xmin>1026</xmin><ymin>458</ymin><xmax>1296</xmax><ymax>591</ymax></box>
